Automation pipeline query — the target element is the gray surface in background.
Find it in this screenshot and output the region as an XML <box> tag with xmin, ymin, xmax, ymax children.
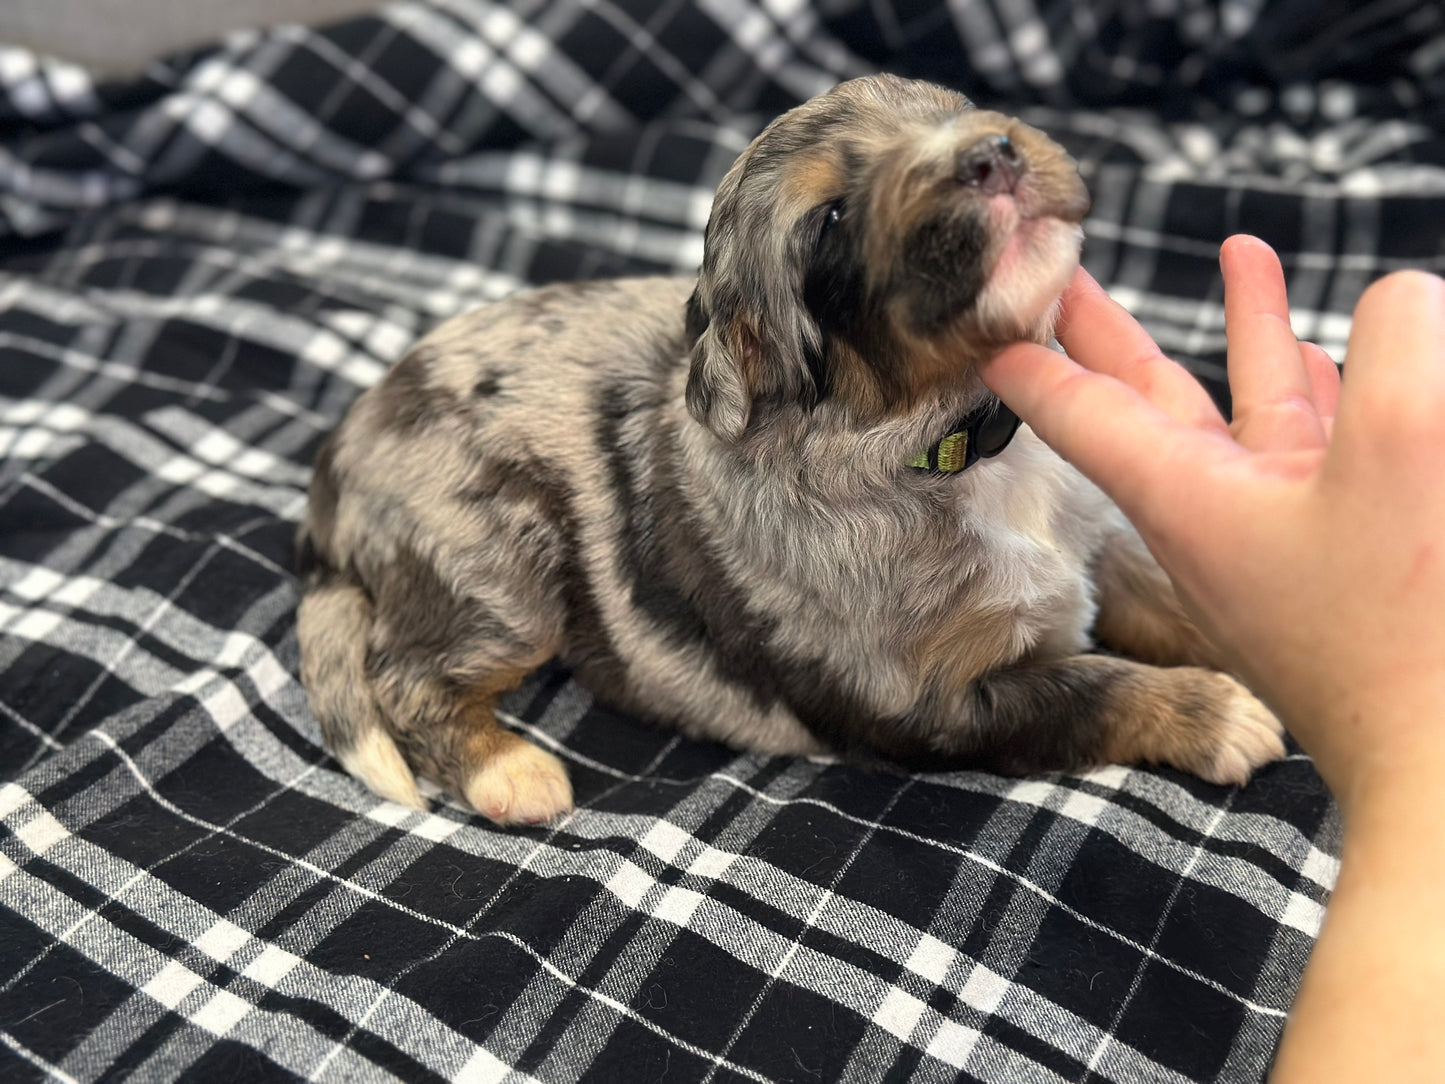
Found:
<box><xmin>0</xmin><ymin>0</ymin><xmax>386</xmax><ymax>71</ymax></box>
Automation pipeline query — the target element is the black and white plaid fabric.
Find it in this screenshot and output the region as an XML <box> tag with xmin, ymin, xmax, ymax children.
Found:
<box><xmin>1</xmin><ymin>2</ymin><xmax>1441</xmax><ymax>1080</ymax></box>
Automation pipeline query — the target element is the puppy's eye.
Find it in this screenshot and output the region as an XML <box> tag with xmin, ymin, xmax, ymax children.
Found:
<box><xmin>817</xmin><ymin>202</ymin><xmax>844</xmax><ymax>244</ymax></box>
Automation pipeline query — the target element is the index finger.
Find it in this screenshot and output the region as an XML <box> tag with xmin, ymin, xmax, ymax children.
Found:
<box><xmin>981</xmin><ymin>339</ymin><xmax>1233</xmax><ymax>522</ymax></box>
<box><xmin>1053</xmin><ymin>269</ymin><xmax>1227</xmax><ymax>432</ymax></box>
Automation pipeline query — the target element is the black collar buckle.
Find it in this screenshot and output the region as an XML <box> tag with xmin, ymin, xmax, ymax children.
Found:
<box><xmin>907</xmin><ymin>398</ymin><xmax>1022</xmax><ymax>474</ymax></box>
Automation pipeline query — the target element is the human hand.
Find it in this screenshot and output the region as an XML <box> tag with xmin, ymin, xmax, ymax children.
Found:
<box><xmin>982</xmin><ymin>236</ymin><xmax>1445</xmax><ymax>815</ymax></box>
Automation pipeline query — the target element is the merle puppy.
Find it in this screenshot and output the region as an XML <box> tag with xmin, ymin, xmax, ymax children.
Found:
<box><xmin>296</xmin><ymin>75</ymin><xmax>1283</xmax><ymax>824</ymax></box>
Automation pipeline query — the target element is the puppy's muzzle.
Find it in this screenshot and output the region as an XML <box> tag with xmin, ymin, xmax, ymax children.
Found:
<box><xmin>956</xmin><ymin>134</ymin><xmax>1024</xmax><ymax>196</ymax></box>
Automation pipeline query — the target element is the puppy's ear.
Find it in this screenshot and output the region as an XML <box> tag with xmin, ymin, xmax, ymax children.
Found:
<box><xmin>684</xmin><ymin>290</ymin><xmax>753</xmax><ymax>442</ymax></box>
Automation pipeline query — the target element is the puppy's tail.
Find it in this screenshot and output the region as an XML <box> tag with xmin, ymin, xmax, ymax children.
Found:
<box><xmin>296</xmin><ymin>548</ymin><xmax>424</xmax><ymax>811</ymax></box>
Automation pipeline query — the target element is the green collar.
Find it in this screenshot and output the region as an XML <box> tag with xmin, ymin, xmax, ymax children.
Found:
<box><xmin>906</xmin><ymin>398</ymin><xmax>1022</xmax><ymax>474</ymax></box>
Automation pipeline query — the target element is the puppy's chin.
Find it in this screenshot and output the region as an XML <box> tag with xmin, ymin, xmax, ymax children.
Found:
<box><xmin>974</xmin><ymin>216</ymin><xmax>1083</xmax><ymax>343</ymax></box>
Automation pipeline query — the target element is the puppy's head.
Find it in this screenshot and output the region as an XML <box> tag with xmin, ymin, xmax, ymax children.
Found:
<box><xmin>686</xmin><ymin>74</ymin><xmax>1088</xmax><ymax>441</ymax></box>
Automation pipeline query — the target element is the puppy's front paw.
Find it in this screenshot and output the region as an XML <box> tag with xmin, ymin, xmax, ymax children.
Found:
<box><xmin>464</xmin><ymin>735</ymin><xmax>573</xmax><ymax>826</ymax></box>
<box><xmin>1199</xmin><ymin>679</ymin><xmax>1287</xmax><ymax>785</ymax></box>
<box><xmin>1153</xmin><ymin>672</ymin><xmax>1286</xmax><ymax>786</ymax></box>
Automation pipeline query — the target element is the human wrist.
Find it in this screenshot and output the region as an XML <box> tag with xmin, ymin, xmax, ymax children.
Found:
<box><xmin>1333</xmin><ymin>732</ymin><xmax>1445</xmax><ymax>842</ymax></box>
<box><xmin>1271</xmin><ymin>756</ymin><xmax>1445</xmax><ymax>1084</ymax></box>
<box><xmin>1266</xmin><ymin>670</ymin><xmax>1445</xmax><ymax>817</ymax></box>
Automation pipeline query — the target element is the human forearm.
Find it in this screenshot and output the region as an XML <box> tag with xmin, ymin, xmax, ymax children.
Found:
<box><xmin>1272</xmin><ymin>767</ymin><xmax>1445</xmax><ymax>1082</ymax></box>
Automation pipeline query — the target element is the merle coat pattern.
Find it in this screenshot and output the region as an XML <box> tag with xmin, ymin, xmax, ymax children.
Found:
<box><xmin>296</xmin><ymin>75</ymin><xmax>1283</xmax><ymax>824</ymax></box>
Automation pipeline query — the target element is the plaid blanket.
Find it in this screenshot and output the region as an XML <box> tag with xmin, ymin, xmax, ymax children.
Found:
<box><xmin>2</xmin><ymin>1</ymin><xmax>1440</xmax><ymax>1080</ymax></box>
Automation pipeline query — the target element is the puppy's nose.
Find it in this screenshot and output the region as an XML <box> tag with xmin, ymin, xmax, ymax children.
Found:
<box><xmin>956</xmin><ymin>134</ymin><xmax>1024</xmax><ymax>195</ymax></box>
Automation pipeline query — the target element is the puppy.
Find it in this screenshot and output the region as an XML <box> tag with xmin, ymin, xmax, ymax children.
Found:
<box><xmin>296</xmin><ymin>75</ymin><xmax>1284</xmax><ymax>824</ymax></box>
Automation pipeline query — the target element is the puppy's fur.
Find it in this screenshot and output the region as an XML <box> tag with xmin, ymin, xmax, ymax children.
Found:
<box><xmin>296</xmin><ymin>75</ymin><xmax>1283</xmax><ymax>824</ymax></box>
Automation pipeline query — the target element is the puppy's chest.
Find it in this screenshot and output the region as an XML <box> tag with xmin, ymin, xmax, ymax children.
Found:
<box><xmin>964</xmin><ymin>484</ymin><xmax>1084</xmax><ymax>576</ymax></box>
<box><xmin>939</xmin><ymin>468</ymin><xmax>1099</xmax><ymax>617</ymax></box>
<box><xmin>737</xmin><ymin>477</ymin><xmax>1094</xmax><ymax>689</ymax></box>
<box><xmin>759</xmin><ymin>473</ymin><xmax>1093</xmax><ymax>629</ymax></box>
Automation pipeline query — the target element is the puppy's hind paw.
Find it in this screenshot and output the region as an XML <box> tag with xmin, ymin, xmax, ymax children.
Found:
<box><xmin>464</xmin><ymin>735</ymin><xmax>573</xmax><ymax>826</ymax></box>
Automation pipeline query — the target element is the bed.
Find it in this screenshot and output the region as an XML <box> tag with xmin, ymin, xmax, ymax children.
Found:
<box><xmin>2</xmin><ymin>2</ymin><xmax>1440</xmax><ymax>1080</ymax></box>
